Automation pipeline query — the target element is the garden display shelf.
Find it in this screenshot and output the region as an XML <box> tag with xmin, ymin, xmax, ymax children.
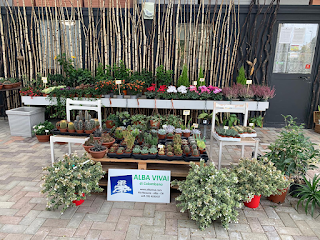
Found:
<box><xmin>21</xmin><ymin>96</ymin><xmax>269</xmax><ymax>111</ymax></box>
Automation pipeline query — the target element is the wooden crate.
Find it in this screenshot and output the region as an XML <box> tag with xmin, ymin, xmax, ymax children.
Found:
<box><xmin>313</xmin><ymin>111</ymin><xmax>320</xmax><ymax>124</ymax></box>
<box><xmin>315</xmin><ymin>124</ymin><xmax>320</xmax><ymax>134</ymax></box>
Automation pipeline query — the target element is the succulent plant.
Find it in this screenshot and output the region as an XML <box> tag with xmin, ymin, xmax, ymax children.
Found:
<box><xmin>167</xmin><ymin>145</ymin><xmax>173</xmax><ymax>152</ymax></box>
<box><xmin>78</xmin><ymin>120</ymin><xmax>84</xmax><ymax>130</ymax></box>
<box><xmin>68</xmin><ymin>122</ymin><xmax>74</xmax><ymax>130</ymax></box>
<box><xmin>85</xmin><ymin>110</ymin><xmax>91</xmax><ymax>121</ymax></box>
<box><xmin>149</xmin><ymin>147</ymin><xmax>158</xmax><ymax>154</ymax></box>
<box><xmin>94</xmin><ymin>128</ymin><xmax>102</xmax><ymax>137</ymax></box>
<box><xmin>100</xmin><ymin>133</ymin><xmax>114</xmax><ymax>143</ymax></box>
<box><xmin>192</xmin><ymin>149</ymin><xmax>199</xmax><ymax>156</ymax></box>
<box><xmin>115</xmin><ymin>129</ymin><xmax>124</xmax><ymax>139</ymax></box>
<box><xmin>167</xmin><ymin>151</ymin><xmax>174</xmax><ymax>156</ymax></box>
<box><xmin>159</xmin><ymin>148</ymin><xmax>165</xmax><ymax>155</ymax></box>
<box><xmin>191</xmin><ymin>144</ymin><xmax>197</xmax><ymax>150</ymax></box>
<box><xmin>175</xmin><ymin>128</ymin><xmax>182</xmax><ymax>134</ymax></box>
<box><xmin>125</xmin><ymin>148</ymin><xmax>132</xmax><ymax>153</ymax></box>
<box><xmin>109</xmin><ymin>147</ymin><xmax>116</xmax><ymax>153</ymax></box>
<box><xmin>85</xmin><ymin>120</ymin><xmax>95</xmax><ymax>131</ymax></box>
<box><xmin>174</xmin><ymin>145</ymin><xmax>182</xmax><ymax>155</ymax></box>
<box><xmin>94</xmin><ymin>119</ymin><xmax>100</xmax><ymax>128</ymax></box>
<box><xmin>167</xmin><ymin>132</ymin><xmax>174</xmax><ymax>137</ymax></box>
<box><xmin>141</xmin><ymin>148</ymin><xmax>149</xmax><ymax>155</ymax></box>
<box><xmin>90</xmin><ymin>140</ymin><xmax>106</xmax><ymax>152</ymax></box>
<box><xmin>173</xmin><ymin>134</ymin><xmax>182</xmax><ymax>145</ymax></box>
<box><xmin>182</xmin><ymin>129</ymin><xmax>191</xmax><ymax>133</ymax></box>
<box><xmin>133</xmin><ymin>148</ymin><xmax>141</xmax><ymax>154</ymax></box>
<box><xmin>184</xmin><ymin>146</ymin><xmax>190</xmax><ymax>153</ymax></box>
<box><xmin>84</xmin><ymin>134</ymin><xmax>95</xmax><ymax>146</ymax></box>
<box><xmin>56</xmin><ymin>122</ymin><xmax>60</xmax><ymax>129</ymax></box>
<box><xmin>182</xmin><ymin>139</ymin><xmax>188</xmax><ymax>145</ymax></box>
<box><xmin>79</xmin><ymin>111</ymin><xmax>83</xmax><ymax>121</ymax></box>
<box><xmin>165</xmin><ymin>125</ymin><xmax>175</xmax><ymax>134</ymax></box>
<box><xmin>166</xmin><ymin>141</ymin><xmax>173</xmax><ymax>146</ymax></box>
<box><xmin>60</xmin><ymin>120</ymin><xmax>67</xmax><ymax>129</ymax></box>
<box><xmin>158</xmin><ymin>129</ymin><xmax>166</xmax><ymax>135</ymax></box>
<box><xmin>117</xmin><ymin>148</ymin><xmax>124</xmax><ymax>154</ymax></box>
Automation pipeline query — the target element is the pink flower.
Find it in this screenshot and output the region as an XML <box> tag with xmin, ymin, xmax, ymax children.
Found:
<box><xmin>199</xmin><ymin>86</ymin><xmax>210</xmax><ymax>94</ymax></box>
<box><xmin>189</xmin><ymin>85</ymin><xmax>199</xmax><ymax>93</ymax></box>
<box><xmin>208</xmin><ymin>85</ymin><xmax>222</xmax><ymax>94</ymax></box>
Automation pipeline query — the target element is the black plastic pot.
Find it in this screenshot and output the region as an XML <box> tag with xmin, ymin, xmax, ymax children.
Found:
<box><xmin>289</xmin><ymin>184</ymin><xmax>304</xmax><ymax>198</ymax></box>
<box><xmin>132</xmin><ymin>154</ymin><xmax>157</xmax><ymax>160</ymax></box>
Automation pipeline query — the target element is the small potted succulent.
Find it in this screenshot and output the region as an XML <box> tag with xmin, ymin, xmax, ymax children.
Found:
<box><xmin>182</xmin><ymin>129</ymin><xmax>191</xmax><ymax>138</ymax></box>
<box><xmin>83</xmin><ymin>134</ymin><xmax>95</xmax><ymax>153</ymax></box>
<box><xmin>158</xmin><ymin>129</ymin><xmax>166</xmax><ymax>139</ymax></box>
<box><xmin>192</xmin><ymin>149</ymin><xmax>200</xmax><ymax>157</ymax></box>
<box><xmin>158</xmin><ymin>148</ymin><xmax>165</xmax><ymax>155</ymax></box>
<box><xmin>74</xmin><ymin>119</ymin><xmax>84</xmax><ymax>134</ymax></box>
<box><xmin>33</xmin><ymin>121</ymin><xmax>54</xmax><ymax>142</ymax></box>
<box><xmin>109</xmin><ymin>147</ymin><xmax>116</xmax><ymax>153</ymax></box>
<box><xmin>93</xmin><ymin>128</ymin><xmax>102</xmax><ymax>140</ymax></box>
<box><xmin>105</xmin><ymin>113</ymin><xmax>117</xmax><ymax>128</ymax></box>
<box><xmin>100</xmin><ymin>133</ymin><xmax>115</xmax><ymax>148</ymax></box>
<box><xmin>174</xmin><ymin>145</ymin><xmax>183</xmax><ymax>157</ymax></box>
<box><xmin>141</xmin><ymin>148</ymin><xmax>149</xmax><ymax>156</ymax></box>
<box><xmin>41</xmin><ymin>153</ymin><xmax>105</xmax><ymax>213</ymax></box>
<box><xmin>149</xmin><ymin>114</ymin><xmax>162</xmax><ymax>129</ymax></box>
<box><xmin>59</xmin><ymin>120</ymin><xmax>68</xmax><ymax>133</ymax></box>
<box><xmin>149</xmin><ymin>147</ymin><xmax>158</xmax><ymax>155</ymax></box>
<box><xmin>175</xmin><ymin>128</ymin><xmax>182</xmax><ymax>136</ymax></box>
<box><xmin>167</xmin><ymin>132</ymin><xmax>174</xmax><ymax>140</ymax></box>
<box><xmin>184</xmin><ymin>145</ymin><xmax>191</xmax><ymax>157</ymax></box>
<box><xmin>167</xmin><ymin>151</ymin><xmax>174</xmax><ymax>157</ymax></box>
<box><xmin>167</xmin><ymin>145</ymin><xmax>173</xmax><ymax>153</ymax></box>
<box><xmin>192</xmin><ymin>129</ymin><xmax>201</xmax><ymax>139</ymax></box>
<box><xmin>68</xmin><ymin>122</ymin><xmax>75</xmax><ymax>133</ymax></box>
<box><xmin>116</xmin><ymin>147</ymin><xmax>125</xmax><ymax>155</ymax></box>
<box><xmin>196</xmin><ymin>138</ymin><xmax>206</xmax><ymax>154</ymax></box>
<box><xmin>115</xmin><ymin>129</ymin><xmax>124</xmax><ymax>140</ymax></box>
<box><xmin>85</xmin><ymin>119</ymin><xmax>96</xmax><ymax>134</ymax></box>
<box><xmin>182</xmin><ymin>139</ymin><xmax>188</xmax><ymax>145</ymax></box>
<box><xmin>125</xmin><ymin>147</ymin><xmax>132</xmax><ymax>154</ymax></box>
<box><xmin>132</xmin><ymin>147</ymin><xmax>141</xmax><ymax>155</ymax></box>
<box><xmin>90</xmin><ymin>141</ymin><xmax>108</xmax><ymax>158</ymax></box>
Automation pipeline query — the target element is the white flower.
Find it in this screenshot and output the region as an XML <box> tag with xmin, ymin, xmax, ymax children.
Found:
<box><xmin>177</xmin><ymin>85</ymin><xmax>187</xmax><ymax>94</ymax></box>
<box><xmin>167</xmin><ymin>85</ymin><xmax>177</xmax><ymax>93</ymax></box>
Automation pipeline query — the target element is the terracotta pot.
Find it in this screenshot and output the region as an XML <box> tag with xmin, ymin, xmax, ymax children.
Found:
<box><xmin>123</xmin><ymin>90</ymin><xmax>127</xmax><ymax>95</ymax></box>
<box><xmin>68</xmin><ymin>129</ymin><xmax>75</xmax><ymax>133</ymax></box>
<box><xmin>85</xmin><ymin>130</ymin><xmax>94</xmax><ymax>134</ymax></box>
<box><xmin>116</xmin><ymin>152</ymin><xmax>124</xmax><ymax>155</ymax></box>
<box><xmin>199</xmin><ymin>149</ymin><xmax>206</xmax><ymax>154</ymax></box>
<box><xmin>83</xmin><ymin>144</ymin><xmax>93</xmax><ymax>153</ymax></box>
<box><xmin>60</xmin><ymin>128</ymin><xmax>67</xmax><ymax>133</ymax></box>
<box><xmin>175</xmin><ymin>154</ymin><xmax>182</xmax><ymax>157</ymax></box>
<box><xmin>73</xmin><ymin>193</ymin><xmax>85</xmax><ymax>206</ymax></box>
<box><xmin>176</xmin><ymin>133</ymin><xmax>182</xmax><ymax>136</ymax></box>
<box><xmin>105</xmin><ymin>120</ymin><xmax>115</xmax><ymax>129</ymax></box>
<box><xmin>4</xmin><ymin>84</ymin><xmax>13</xmax><ymax>89</ymax></box>
<box><xmin>13</xmin><ymin>83</ymin><xmax>19</xmax><ymax>88</ymax></box>
<box><xmin>167</xmin><ymin>136</ymin><xmax>174</xmax><ymax>140</ymax></box>
<box><xmin>55</xmin><ymin>142</ymin><xmax>67</xmax><ymax>145</ymax></box>
<box><xmin>0</xmin><ymin>85</ymin><xmax>2</xmax><ymax>90</ymax></box>
<box><xmin>85</xmin><ymin>94</ymin><xmax>92</xmax><ymax>98</ymax></box>
<box><xmin>141</xmin><ymin>153</ymin><xmax>148</xmax><ymax>156</ymax></box>
<box><xmin>93</xmin><ymin>137</ymin><xmax>101</xmax><ymax>141</ymax></box>
<box><xmin>36</xmin><ymin>134</ymin><xmax>51</xmax><ymax>142</ymax></box>
<box><xmin>76</xmin><ymin>130</ymin><xmax>84</xmax><ymax>134</ymax></box>
<box><xmin>101</xmin><ymin>138</ymin><xmax>116</xmax><ymax>148</ymax></box>
<box><xmin>184</xmin><ymin>152</ymin><xmax>190</xmax><ymax>157</ymax></box>
<box><xmin>90</xmin><ymin>148</ymin><xmax>107</xmax><ymax>158</ymax></box>
<box><xmin>244</xmin><ymin>195</ymin><xmax>261</xmax><ymax>208</ymax></box>
<box><xmin>150</xmin><ymin>120</ymin><xmax>161</xmax><ymax>129</ymax></box>
<box><xmin>183</xmin><ymin>132</ymin><xmax>191</xmax><ymax>138</ymax></box>
<box><xmin>192</xmin><ymin>154</ymin><xmax>200</xmax><ymax>157</ymax></box>
<box><xmin>158</xmin><ymin>134</ymin><xmax>166</xmax><ymax>140</ymax></box>
<box><xmin>268</xmin><ymin>188</ymin><xmax>288</xmax><ymax>204</ymax></box>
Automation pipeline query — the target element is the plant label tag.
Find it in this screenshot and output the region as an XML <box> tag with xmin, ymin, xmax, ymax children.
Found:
<box><xmin>246</xmin><ymin>80</ymin><xmax>252</xmax><ymax>85</ymax></box>
<box><xmin>193</xmin><ymin>123</ymin><xmax>198</xmax><ymax>128</ymax></box>
<box><xmin>193</xmin><ymin>81</ymin><xmax>197</xmax><ymax>86</ymax></box>
<box><xmin>158</xmin><ymin>144</ymin><xmax>164</xmax><ymax>149</ymax></box>
<box><xmin>183</xmin><ymin>110</ymin><xmax>190</xmax><ymax>116</ymax></box>
<box><xmin>224</xmin><ymin>126</ymin><xmax>229</xmax><ymax>130</ymax></box>
<box><xmin>249</xmin><ymin>123</ymin><xmax>254</xmax><ymax>127</ymax></box>
<box><xmin>200</xmin><ymin>78</ymin><xmax>205</xmax><ymax>82</ymax></box>
<box><xmin>42</xmin><ymin>77</ymin><xmax>48</xmax><ymax>84</ymax></box>
<box><xmin>115</xmin><ymin>80</ymin><xmax>122</xmax><ymax>85</ymax></box>
<box><xmin>203</xmin><ymin>120</ymin><xmax>207</xmax><ymax>124</ymax></box>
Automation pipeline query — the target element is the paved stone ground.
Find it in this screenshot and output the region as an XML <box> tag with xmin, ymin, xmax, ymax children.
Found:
<box><xmin>1</xmin><ymin>119</ymin><xmax>320</xmax><ymax>240</ymax></box>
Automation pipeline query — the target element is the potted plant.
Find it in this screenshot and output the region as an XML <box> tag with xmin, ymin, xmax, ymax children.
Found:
<box><xmin>41</xmin><ymin>153</ymin><xmax>105</xmax><ymax>213</ymax></box>
<box><xmin>68</xmin><ymin>122</ymin><xmax>75</xmax><ymax>133</ymax></box>
<box><xmin>158</xmin><ymin>129</ymin><xmax>166</xmax><ymax>139</ymax></box>
<box><xmin>132</xmin><ymin>146</ymin><xmax>141</xmax><ymax>155</ymax></box>
<box><xmin>149</xmin><ymin>147</ymin><xmax>158</xmax><ymax>155</ymax></box>
<box><xmin>232</xmin><ymin>158</ymin><xmax>289</xmax><ymax>208</ymax></box>
<box><xmin>192</xmin><ymin>149</ymin><xmax>200</xmax><ymax>157</ymax></box>
<box><xmin>192</xmin><ymin>129</ymin><xmax>201</xmax><ymax>139</ymax></box>
<box><xmin>89</xmin><ymin>141</ymin><xmax>108</xmax><ymax>158</ymax></box>
<box><xmin>158</xmin><ymin>148</ymin><xmax>165</xmax><ymax>156</ymax></box>
<box><xmin>149</xmin><ymin>114</ymin><xmax>162</xmax><ymax>129</ymax></box>
<box><xmin>100</xmin><ymin>133</ymin><xmax>115</xmax><ymax>148</ymax></box>
<box><xmin>141</xmin><ymin>148</ymin><xmax>149</xmax><ymax>156</ymax></box>
<box><xmin>174</xmin><ymin>145</ymin><xmax>182</xmax><ymax>156</ymax></box>
<box><xmin>172</xmin><ymin>160</ymin><xmax>242</xmax><ymax>230</ymax></box>
<box><xmin>105</xmin><ymin>114</ymin><xmax>118</xmax><ymax>128</ymax></box>
<box><xmin>116</xmin><ymin>147</ymin><xmax>125</xmax><ymax>155</ymax></box>
<box><xmin>167</xmin><ymin>151</ymin><xmax>174</xmax><ymax>157</ymax></box>
<box><xmin>115</xmin><ymin>129</ymin><xmax>124</xmax><ymax>140</ymax></box>
<box><xmin>84</xmin><ymin>119</ymin><xmax>96</xmax><ymax>134</ymax></box>
<box><xmin>175</xmin><ymin>128</ymin><xmax>182</xmax><ymax>136</ymax></box>
<box><xmin>83</xmin><ymin>134</ymin><xmax>95</xmax><ymax>153</ymax></box>
<box><xmin>265</xmin><ymin>115</ymin><xmax>320</xmax><ymax>198</ymax></box>
<box><xmin>248</xmin><ymin>115</ymin><xmax>264</xmax><ymax>128</ymax></box>
<box><xmin>131</xmin><ymin>114</ymin><xmax>147</xmax><ymax>126</ymax></box>
<box><xmin>59</xmin><ymin>120</ymin><xmax>68</xmax><ymax>133</ymax></box>
<box><xmin>167</xmin><ymin>132</ymin><xmax>174</xmax><ymax>140</ymax></box>
<box><xmin>116</xmin><ymin>111</ymin><xmax>130</xmax><ymax>126</ymax></box>
<box><xmin>93</xmin><ymin>128</ymin><xmax>102</xmax><ymax>140</ymax></box>
<box><xmin>196</xmin><ymin>138</ymin><xmax>206</xmax><ymax>154</ymax></box>
<box><xmin>123</xmin><ymin>130</ymin><xmax>135</xmax><ymax>151</ymax></box>
<box><xmin>182</xmin><ymin>129</ymin><xmax>191</xmax><ymax>138</ymax></box>
<box><xmin>33</xmin><ymin>121</ymin><xmax>54</xmax><ymax>142</ymax></box>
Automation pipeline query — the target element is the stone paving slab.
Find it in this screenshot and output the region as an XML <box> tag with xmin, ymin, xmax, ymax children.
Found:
<box><xmin>0</xmin><ymin>119</ymin><xmax>320</xmax><ymax>240</ymax></box>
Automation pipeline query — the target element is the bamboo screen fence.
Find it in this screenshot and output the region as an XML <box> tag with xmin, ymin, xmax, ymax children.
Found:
<box><xmin>0</xmin><ymin>0</ymin><xmax>279</xmax><ymax>87</ymax></box>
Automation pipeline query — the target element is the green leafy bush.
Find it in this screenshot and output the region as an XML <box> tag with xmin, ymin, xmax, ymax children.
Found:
<box><xmin>177</xmin><ymin>65</ymin><xmax>189</xmax><ymax>87</ymax></box>
<box><xmin>41</xmin><ymin>153</ymin><xmax>105</xmax><ymax>213</ymax></box>
<box><xmin>172</xmin><ymin>160</ymin><xmax>242</xmax><ymax>230</ymax></box>
<box><xmin>236</xmin><ymin>66</ymin><xmax>247</xmax><ymax>85</ymax></box>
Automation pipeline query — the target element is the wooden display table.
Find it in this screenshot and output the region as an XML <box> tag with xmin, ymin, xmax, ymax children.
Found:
<box><xmin>89</xmin><ymin>155</ymin><xmax>202</xmax><ymax>186</ymax></box>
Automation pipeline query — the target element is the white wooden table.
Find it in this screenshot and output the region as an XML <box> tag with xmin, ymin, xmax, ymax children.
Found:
<box><xmin>50</xmin><ymin>135</ymin><xmax>89</xmax><ymax>165</ymax></box>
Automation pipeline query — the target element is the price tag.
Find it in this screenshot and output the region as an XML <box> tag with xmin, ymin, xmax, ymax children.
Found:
<box><xmin>249</xmin><ymin>123</ymin><xmax>254</xmax><ymax>127</ymax></box>
<box><xmin>115</xmin><ymin>80</ymin><xmax>122</xmax><ymax>85</ymax></box>
<box><xmin>246</xmin><ymin>80</ymin><xmax>252</xmax><ymax>85</ymax></box>
<box><xmin>158</xmin><ymin>144</ymin><xmax>164</xmax><ymax>149</ymax></box>
<box><xmin>45</xmin><ymin>130</ymin><xmax>49</xmax><ymax>133</ymax></box>
<box><xmin>193</xmin><ymin>81</ymin><xmax>197</xmax><ymax>86</ymax></box>
<box><xmin>193</xmin><ymin>123</ymin><xmax>198</xmax><ymax>128</ymax></box>
<box><xmin>183</xmin><ymin>110</ymin><xmax>190</xmax><ymax>116</ymax></box>
<box><xmin>200</xmin><ymin>78</ymin><xmax>205</xmax><ymax>82</ymax></box>
<box><xmin>224</xmin><ymin>126</ymin><xmax>229</xmax><ymax>130</ymax></box>
<box><xmin>42</xmin><ymin>77</ymin><xmax>48</xmax><ymax>84</ymax></box>
<box><xmin>203</xmin><ymin>120</ymin><xmax>207</xmax><ymax>124</ymax></box>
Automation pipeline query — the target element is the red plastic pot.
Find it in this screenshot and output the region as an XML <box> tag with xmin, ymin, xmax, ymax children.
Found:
<box><xmin>244</xmin><ymin>195</ymin><xmax>261</xmax><ymax>208</ymax></box>
<box><xmin>73</xmin><ymin>193</ymin><xmax>85</xmax><ymax>206</ymax></box>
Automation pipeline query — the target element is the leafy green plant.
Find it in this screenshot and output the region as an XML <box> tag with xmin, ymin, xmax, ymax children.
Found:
<box><xmin>172</xmin><ymin>160</ymin><xmax>242</xmax><ymax>230</ymax></box>
<box><xmin>41</xmin><ymin>153</ymin><xmax>105</xmax><ymax>213</ymax></box>
<box><xmin>294</xmin><ymin>175</ymin><xmax>320</xmax><ymax>217</ymax></box>
<box><xmin>249</xmin><ymin>115</ymin><xmax>264</xmax><ymax>128</ymax></box>
<box><xmin>265</xmin><ymin>115</ymin><xmax>320</xmax><ymax>183</ymax></box>
<box><xmin>232</xmin><ymin>158</ymin><xmax>290</xmax><ymax>202</ymax></box>
<box><xmin>177</xmin><ymin>65</ymin><xmax>189</xmax><ymax>87</ymax></box>
<box><xmin>197</xmin><ymin>66</ymin><xmax>205</xmax><ymax>86</ymax></box>
<box><xmin>33</xmin><ymin>121</ymin><xmax>54</xmax><ymax>135</ymax></box>
<box><xmin>236</xmin><ymin>66</ymin><xmax>247</xmax><ymax>85</ymax></box>
<box><xmin>223</xmin><ymin>114</ymin><xmax>240</xmax><ymax>127</ymax></box>
<box><xmin>156</xmin><ymin>65</ymin><xmax>173</xmax><ymax>86</ymax></box>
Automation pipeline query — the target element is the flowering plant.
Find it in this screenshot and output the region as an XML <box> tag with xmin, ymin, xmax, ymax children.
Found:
<box><xmin>177</xmin><ymin>85</ymin><xmax>187</xmax><ymax>94</ymax></box>
<box><xmin>167</xmin><ymin>85</ymin><xmax>177</xmax><ymax>94</ymax></box>
<box><xmin>208</xmin><ymin>85</ymin><xmax>222</xmax><ymax>94</ymax></box>
<box><xmin>172</xmin><ymin>160</ymin><xmax>242</xmax><ymax>230</ymax></box>
<box><xmin>95</xmin><ymin>80</ymin><xmax>114</xmax><ymax>95</ymax></box>
<box><xmin>157</xmin><ymin>85</ymin><xmax>167</xmax><ymax>93</ymax></box>
<box><xmin>189</xmin><ymin>85</ymin><xmax>199</xmax><ymax>93</ymax></box>
<box><xmin>41</xmin><ymin>153</ymin><xmax>105</xmax><ymax>213</ymax></box>
<box><xmin>231</xmin><ymin>158</ymin><xmax>290</xmax><ymax>202</ymax></box>
<box><xmin>126</xmin><ymin>80</ymin><xmax>146</xmax><ymax>95</ymax></box>
<box><xmin>252</xmin><ymin>85</ymin><xmax>276</xmax><ymax>100</ymax></box>
<box><xmin>146</xmin><ymin>83</ymin><xmax>156</xmax><ymax>92</ymax></box>
<box><xmin>33</xmin><ymin>121</ymin><xmax>54</xmax><ymax>135</ymax></box>
<box><xmin>20</xmin><ymin>87</ymin><xmax>44</xmax><ymax>97</ymax></box>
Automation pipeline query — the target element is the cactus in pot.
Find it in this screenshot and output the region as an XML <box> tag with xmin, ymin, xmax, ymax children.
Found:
<box><xmin>59</xmin><ymin>120</ymin><xmax>67</xmax><ymax>132</ymax></box>
<box><xmin>68</xmin><ymin>122</ymin><xmax>75</xmax><ymax>133</ymax></box>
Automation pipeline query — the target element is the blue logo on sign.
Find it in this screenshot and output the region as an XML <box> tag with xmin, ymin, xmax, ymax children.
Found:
<box><xmin>110</xmin><ymin>175</ymin><xmax>133</xmax><ymax>195</ymax></box>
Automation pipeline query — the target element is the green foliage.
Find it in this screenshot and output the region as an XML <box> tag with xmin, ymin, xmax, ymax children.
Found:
<box><xmin>130</xmin><ymin>69</ymin><xmax>154</xmax><ymax>87</ymax></box>
<box><xmin>265</xmin><ymin>115</ymin><xmax>320</xmax><ymax>181</ymax></box>
<box><xmin>197</xmin><ymin>66</ymin><xmax>205</xmax><ymax>86</ymax></box>
<box><xmin>231</xmin><ymin>158</ymin><xmax>290</xmax><ymax>202</ymax></box>
<box><xmin>156</xmin><ymin>65</ymin><xmax>173</xmax><ymax>86</ymax></box>
<box><xmin>163</xmin><ymin>115</ymin><xmax>183</xmax><ymax>128</ymax></box>
<box><xmin>177</xmin><ymin>65</ymin><xmax>189</xmax><ymax>87</ymax></box>
<box><xmin>172</xmin><ymin>160</ymin><xmax>242</xmax><ymax>230</ymax></box>
<box><xmin>236</xmin><ymin>66</ymin><xmax>247</xmax><ymax>85</ymax></box>
<box><xmin>112</xmin><ymin>60</ymin><xmax>130</xmax><ymax>82</ymax></box>
<box><xmin>294</xmin><ymin>175</ymin><xmax>320</xmax><ymax>217</ymax></box>
<box><xmin>249</xmin><ymin>115</ymin><xmax>264</xmax><ymax>128</ymax></box>
<box><xmin>33</xmin><ymin>121</ymin><xmax>54</xmax><ymax>135</ymax></box>
<box><xmin>223</xmin><ymin>114</ymin><xmax>240</xmax><ymax>127</ymax></box>
<box><xmin>41</xmin><ymin>153</ymin><xmax>105</xmax><ymax>213</ymax></box>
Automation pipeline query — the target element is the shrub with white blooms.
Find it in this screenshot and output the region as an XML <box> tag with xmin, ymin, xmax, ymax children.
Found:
<box><xmin>172</xmin><ymin>160</ymin><xmax>242</xmax><ymax>230</ymax></box>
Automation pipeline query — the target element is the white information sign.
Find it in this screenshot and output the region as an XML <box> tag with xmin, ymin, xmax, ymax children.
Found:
<box><xmin>292</xmin><ymin>28</ymin><xmax>305</xmax><ymax>45</ymax></box>
<box><xmin>107</xmin><ymin>169</ymin><xmax>171</xmax><ymax>203</ymax></box>
<box><xmin>279</xmin><ymin>27</ymin><xmax>292</xmax><ymax>44</ymax></box>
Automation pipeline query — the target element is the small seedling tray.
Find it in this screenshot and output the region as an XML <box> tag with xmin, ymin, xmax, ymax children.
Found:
<box><xmin>158</xmin><ymin>155</ymin><xmax>183</xmax><ymax>161</ymax></box>
<box><xmin>107</xmin><ymin>153</ymin><xmax>132</xmax><ymax>159</ymax></box>
<box><xmin>132</xmin><ymin>154</ymin><xmax>158</xmax><ymax>160</ymax></box>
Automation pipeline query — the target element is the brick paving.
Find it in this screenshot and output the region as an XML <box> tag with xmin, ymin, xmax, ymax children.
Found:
<box><xmin>0</xmin><ymin>119</ymin><xmax>320</xmax><ymax>240</ymax></box>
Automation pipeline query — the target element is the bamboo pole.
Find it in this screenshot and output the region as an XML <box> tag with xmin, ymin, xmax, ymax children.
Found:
<box><xmin>0</xmin><ymin>11</ymin><xmax>7</xmax><ymax>78</ymax></box>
